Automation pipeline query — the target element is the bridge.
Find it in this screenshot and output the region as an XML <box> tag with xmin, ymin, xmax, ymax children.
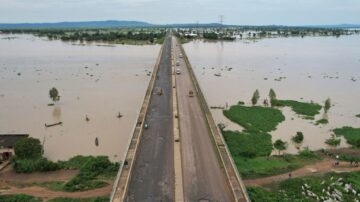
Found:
<box><xmin>111</xmin><ymin>34</ymin><xmax>250</xmax><ymax>202</ymax></box>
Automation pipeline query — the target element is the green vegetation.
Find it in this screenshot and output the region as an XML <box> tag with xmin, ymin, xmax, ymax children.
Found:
<box><xmin>273</xmin><ymin>139</ymin><xmax>287</xmax><ymax>155</ymax></box>
<box><xmin>49</xmin><ymin>197</ymin><xmax>109</xmax><ymax>202</ymax></box>
<box><xmin>223</xmin><ymin>130</ymin><xmax>273</xmax><ymax>158</ymax></box>
<box><xmin>325</xmin><ymin>137</ymin><xmax>341</xmax><ymax>146</ymax></box>
<box><xmin>12</xmin><ymin>137</ymin><xmax>119</xmax><ymax>192</ymax></box>
<box><xmin>315</xmin><ymin>118</ymin><xmax>329</xmax><ymax>125</ymax></box>
<box><xmin>248</xmin><ymin>172</ymin><xmax>360</xmax><ymax>201</ymax></box>
<box><xmin>1</xmin><ymin>28</ymin><xmax>166</xmax><ymax>45</ymax></box>
<box><xmin>291</xmin><ymin>132</ymin><xmax>304</xmax><ymax>144</ymax></box>
<box><xmin>333</xmin><ymin>127</ymin><xmax>360</xmax><ymax>147</ymax></box>
<box><xmin>237</xmin><ymin>101</ymin><xmax>245</xmax><ymax>105</ymax></box>
<box><xmin>12</xmin><ymin>137</ymin><xmax>59</xmax><ymax>173</ymax></box>
<box><xmin>49</xmin><ymin>87</ymin><xmax>60</xmax><ymax>103</ymax></box>
<box><xmin>14</xmin><ymin>137</ymin><xmax>42</xmax><ymax>159</ymax></box>
<box><xmin>62</xmin><ymin>156</ymin><xmax>119</xmax><ymax>192</ymax></box>
<box><xmin>356</xmin><ymin>114</ymin><xmax>360</xmax><ymax>118</ymax></box>
<box><xmin>0</xmin><ymin>194</ymin><xmax>41</xmax><ymax>202</ymax></box>
<box><xmin>251</xmin><ymin>89</ymin><xmax>260</xmax><ymax>105</ymax></box>
<box><xmin>48</xmin><ymin>196</ymin><xmax>109</xmax><ymax>202</ymax></box>
<box><xmin>11</xmin><ymin>157</ymin><xmax>60</xmax><ymax>173</ymax></box>
<box><xmin>324</xmin><ymin>98</ymin><xmax>331</xmax><ymax>113</ymax></box>
<box><xmin>274</xmin><ymin>100</ymin><xmax>322</xmax><ymax>118</ymax></box>
<box><xmin>221</xmin><ymin>105</ymin><xmax>318</xmax><ymax>178</ymax></box>
<box><xmin>269</xmin><ymin>89</ymin><xmax>277</xmax><ymax>106</ymax></box>
<box><xmin>223</xmin><ymin>105</ymin><xmax>285</xmax><ymax>133</ymax></box>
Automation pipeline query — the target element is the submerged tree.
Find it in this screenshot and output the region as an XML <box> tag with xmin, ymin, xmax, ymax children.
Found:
<box><xmin>324</xmin><ymin>98</ymin><xmax>331</xmax><ymax>113</ymax></box>
<box><xmin>274</xmin><ymin>139</ymin><xmax>287</xmax><ymax>155</ymax></box>
<box><xmin>49</xmin><ymin>87</ymin><xmax>60</xmax><ymax>103</ymax></box>
<box><xmin>251</xmin><ymin>89</ymin><xmax>260</xmax><ymax>105</ymax></box>
<box><xmin>269</xmin><ymin>88</ymin><xmax>277</xmax><ymax>106</ymax></box>
<box><xmin>292</xmin><ymin>131</ymin><xmax>304</xmax><ymax>144</ymax></box>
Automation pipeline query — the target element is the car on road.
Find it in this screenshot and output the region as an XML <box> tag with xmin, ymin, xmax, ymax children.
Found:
<box><xmin>176</xmin><ymin>61</ymin><xmax>180</xmax><ymax>66</ymax></box>
<box><xmin>176</xmin><ymin>68</ymin><xmax>181</xmax><ymax>75</ymax></box>
<box><xmin>179</xmin><ymin>54</ymin><xmax>183</xmax><ymax>58</ymax></box>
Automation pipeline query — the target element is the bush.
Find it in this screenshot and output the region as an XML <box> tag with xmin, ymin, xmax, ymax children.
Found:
<box><xmin>292</xmin><ymin>132</ymin><xmax>304</xmax><ymax>143</ymax></box>
<box><xmin>298</xmin><ymin>147</ymin><xmax>318</xmax><ymax>158</ymax></box>
<box><xmin>0</xmin><ymin>194</ymin><xmax>41</xmax><ymax>202</ymax></box>
<box><xmin>14</xmin><ymin>137</ymin><xmax>42</xmax><ymax>159</ymax></box>
<box><xmin>12</xmin><ymin>157</ymin><xmax>60</xmax><ymax>173</ymax></box>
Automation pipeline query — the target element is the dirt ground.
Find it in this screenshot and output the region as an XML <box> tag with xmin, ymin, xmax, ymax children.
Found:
<box><xmin>0</xmin><ymin>166</ymin><xmax>112</xmax><ymax>200</ymax></box>
<box><xmin>244</xmin><ymin>157</ymin><xmax>360</xmax><ymax>187</ymax></box>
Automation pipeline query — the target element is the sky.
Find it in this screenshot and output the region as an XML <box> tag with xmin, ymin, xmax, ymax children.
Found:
<box><xmin>0</xmin><ymin>0</ymin><xmax>359</xmax><ymax>25</ymax></box>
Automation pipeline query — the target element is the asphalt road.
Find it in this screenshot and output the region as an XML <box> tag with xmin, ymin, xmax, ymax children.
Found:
<box><xmin>173</xmin><ymin>37</ymin><xmax>234</xmax><ymax>202</ymax></box>
<box><xmin>125</xmin><ymin>36</ymin><xmax>174</xmax><ymax>202</ymax></box>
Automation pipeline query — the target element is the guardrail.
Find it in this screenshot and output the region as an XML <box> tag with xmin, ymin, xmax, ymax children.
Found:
<box><xmin>177</xmin><ymin>39</ymin><xmax>250</xmax><ymax>202</ymax></box>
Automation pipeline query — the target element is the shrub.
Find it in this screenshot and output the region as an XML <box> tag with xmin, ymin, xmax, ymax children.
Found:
<box><xmin>298</xmin><ymin>147</ymin><xmax>318</xmax><ymax>158</ymax></box>
<box><xmin>14</xmin><ymin>137</ymin><xmax>42</xmax><ymax>159</ymax></box>
<box><xmin>292</xmin><ymin>132</ymin><xmax>304</xmax><ymax>143</ymax></box>
<box><xmin>0</xmin><ymin>194</ymin><xmax>41</xmax><ymax>202</ymax></box>
<box><xmin>333</xmin><ymin>127</ymin><xmax>360</xmax><ymax>147</ymax></box>
<box><xmin>12</xmin><ymin>157</ymin><xmax>60</xmax><ymax>173</ymax></box>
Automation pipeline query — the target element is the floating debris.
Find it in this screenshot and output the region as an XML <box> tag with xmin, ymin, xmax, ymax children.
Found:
<box><xmin>117</xmin><ymin>112</ymin><xmax>123</xmax><ymax>118</ymax></box>
<box><xmin>214</xmin><ymin>73</ymin><xmax>222</xmax><ymax>77</ymax></box>
<box><xmin>85</xmin><ymin>115</ymin><xmax>90</xmax><ymax>122</ymax></box>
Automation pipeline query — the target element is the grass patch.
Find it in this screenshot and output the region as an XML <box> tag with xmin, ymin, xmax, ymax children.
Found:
<box><xmin>274</xmin><ymin>100</ymin><xmax>322</xmax><ymax>118</ymax></box>
<box><xmin>0</xmin><ymin>194</ymin><xmax>41</xmax><ymax>202</ymax></box>
<box><xmin>223</xmin><ymin>105</ymin><xmax>285</xmax><ymax>133</ymax></box>
<box><xmin>223</xmin><ymin>130</ymin><xmax>273</xmax><ymax>158</ymax></box>
<box><xmin>222</xmin><ymin>130</ymin><xmax>319</xmax><ymax>179</ymax></box>
<box><xmin>325</xmin><ymin>137</ymin><xmax>341</xmax><ymax>146</ymax></box>
<box><xmin>315</xmin><ymin>118</ymin><xmax>328</xmax><ymax>125</ymax></box>
<box><xmin>333</xmin><ymin>127</ymin><xmax>360</xmax><ymax>147</ymax></box>
<box><xmin>248</xmin><ymin>172</ymin><xmax>360</xmax><ymax>201</ymax></box>
<box><xmin>62</xmin><ymin>156</ymin><xmax>118</xmax><ymax>192</ymax></box>
<box><xmin>48</xmin><ymin>196</ymin><xmax>109</xmax><ymax>202</ymax></box>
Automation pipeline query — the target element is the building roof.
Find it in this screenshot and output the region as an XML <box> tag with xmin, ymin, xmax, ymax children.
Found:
<box><xmin>0</xmin><ymin>134</ymin><xmax>29</xmax><ymax>148</ymax></box>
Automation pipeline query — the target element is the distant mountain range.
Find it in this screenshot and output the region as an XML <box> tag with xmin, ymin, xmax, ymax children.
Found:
<box><xmin>0</xmin><ymin>20</ymin><xmax>359</xmax><ymax>29</ymax></box>
<box><xmin>0</xmin><ymin>20</ymin><xmax>153</xmax><ymax>29</ymax></box>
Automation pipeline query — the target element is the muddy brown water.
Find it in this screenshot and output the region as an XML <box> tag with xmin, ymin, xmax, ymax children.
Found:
<box><xmin>0</xmin><ymin>34</ymin><xmax>160</xmax><ymax>162</ymax></box>
<box><xmin>183</xmin><ymin>35</ymin><xmax>360</xmax><ymax>154</ymax></box>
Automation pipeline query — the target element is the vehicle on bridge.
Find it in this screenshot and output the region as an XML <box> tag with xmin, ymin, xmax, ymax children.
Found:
<box><xmin>188</xmin><ymin>90</ymin><xmax>194</xmax><ymax>97</ymax></box>
<box><xmin>176</xmin><ymin>68</ymin><xmax>181</xmax><ymax>75</ymax></box>
<box><xmin>176</xmin><ymin>61</ymin><xmax>180</xmax><ymax>66</ymax></box>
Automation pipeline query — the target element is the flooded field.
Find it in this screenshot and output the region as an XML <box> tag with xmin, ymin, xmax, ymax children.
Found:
<box><xmin>184</xmin><ymin>35</ymin><xmax>360</xmax><ymax>154</ymax></box>
<box><xmin>0</xmin><ymin>34</ymin><xmax>160</xmax><ymax>161</ymax></box>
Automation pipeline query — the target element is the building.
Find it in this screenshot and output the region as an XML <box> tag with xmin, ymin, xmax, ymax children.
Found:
<box><xmin>0</xmin><ymin>134</ymin><xmax>29</xmax><ymax>161</ymax></box>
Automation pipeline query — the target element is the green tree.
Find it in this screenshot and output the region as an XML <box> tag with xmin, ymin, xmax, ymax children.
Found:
<box><xmin>273</xmin><ymin>139</ymin><xmax>287</xmax><ymax>155</ymax></box>
<box><xmin>49</xmin><ymin>87</ymin><xmax>60</xmax><ymax>103</ymax></box>
<box><xmin>251</xmin><ymin>89</ymin><xmax>260</xmax><ymax>105</ymax></box>
<box><xmin>292</xmin><ymin>132</ymin><xmax>304</xmax><ymax>144</ymax></box>
<box><xmin>324</xmin><ymin>98</ymin><xmax>331</xmax><ymax>113</ymax></box>
<box><xmin>269</xmin><ymin>89</ymin><xmax>277</xmax><ymax>106</ymax></box>
<box><xmin>14</xmin><ymin>137</ymin><xmax>42</xmax><ymax>159</ymax></box>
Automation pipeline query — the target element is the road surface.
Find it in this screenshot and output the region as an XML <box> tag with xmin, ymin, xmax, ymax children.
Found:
<box><xmin>125</xmin><ymin>36</ymin><xmax>174</xmax><ymax>202</ymax></box>
<box><xmin>173</xmin><ymin>37</ymin><xmax>234</xmax><ymax>201</ymax></box>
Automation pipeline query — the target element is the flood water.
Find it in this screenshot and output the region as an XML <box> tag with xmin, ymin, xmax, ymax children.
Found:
<box><xmin>184</xmin><ymin>35</ymin><xmax>360</xmax><ymax>154</ymax></box>
<box><xmin>0</xmin><ymin>34</ymin><xmax>160</xmax><ymax>161</ymax></box>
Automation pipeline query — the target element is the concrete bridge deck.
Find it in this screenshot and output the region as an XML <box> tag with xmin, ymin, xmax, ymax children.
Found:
<box><xmin>111</xmin><ymin>35</ymin><xmax>250</xmax><ymax>202</ymax></box>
